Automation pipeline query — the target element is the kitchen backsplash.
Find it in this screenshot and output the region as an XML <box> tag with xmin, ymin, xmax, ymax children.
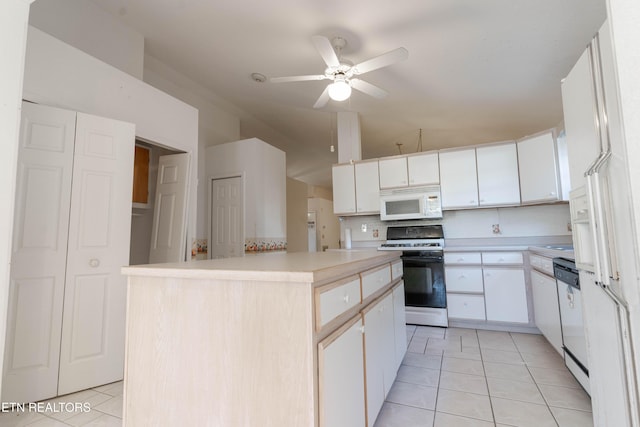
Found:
<box><xmin>244</xmin><ymin>237</ymin><xmax>287</xmax><ymax>252</ymax></box>
<box><xmin>340</xmin><ymin>203</ymin><xmax>572</xmax><ymax>246</ymax></box>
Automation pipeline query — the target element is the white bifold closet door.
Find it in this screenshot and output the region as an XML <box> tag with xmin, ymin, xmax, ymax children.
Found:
<box><xmin>2</xmin><ymin>102</ymin><xmax>134</xmax><ymax>403</ymax></box>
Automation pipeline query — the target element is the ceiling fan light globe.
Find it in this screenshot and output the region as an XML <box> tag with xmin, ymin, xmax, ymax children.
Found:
<box><xmin>328</xmin><ymin>81</ymin><xmax>352</xmax><ymax>101</ymax></box>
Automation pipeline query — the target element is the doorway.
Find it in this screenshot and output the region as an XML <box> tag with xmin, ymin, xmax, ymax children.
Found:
<box><xmin>129</xmin><ymin>140</ymin><xmax>183</xmax><ymax>265</ymax></box>
<box><xmin>209</xmin><ymin>176</ymin><xmax>244</xmax><ymax>259</ymax></box>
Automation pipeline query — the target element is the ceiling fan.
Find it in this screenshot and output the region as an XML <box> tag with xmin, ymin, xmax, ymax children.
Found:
<box><xmin>270</xmin><ymin>36</ymin><xmax>408</xmax><ymax>109</ymax></box>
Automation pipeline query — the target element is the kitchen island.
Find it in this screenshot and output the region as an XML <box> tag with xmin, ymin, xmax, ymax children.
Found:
<box><xmin>121</xmin><ymin>250</ymin><xmax>404</xmax><ymax>427</ymax></box>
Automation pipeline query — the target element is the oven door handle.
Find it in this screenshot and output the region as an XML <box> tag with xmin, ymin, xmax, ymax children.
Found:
<box><xmin>401</xmin><ymin>256</ymin><xmax>443</xmax><ymax>263</ymax></box>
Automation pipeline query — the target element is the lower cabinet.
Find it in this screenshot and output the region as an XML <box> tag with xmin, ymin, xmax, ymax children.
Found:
<box><xmin>392</xmin><ymin>281</ymin><xmax>407</xmax><ymax>370</ymax></box>
<box><xmin>447</xmin><ymin>294</ymin><xmax>486</xmax><ymax>320</ymax></box>
<box><xmin>530</xmin><ymin>258</ymin><xmax>563</xmax><ymax>355</ymax></box>
<box><xmin>484</xmin><ymin>268</ymin><xmax>528</xmax><ymax>323</ymax></box>
<box><xmin>363</xmin><ymin>291</ymin><xmax>395</xmax><ymax>425</ymax></box>
<box><xmin>318</xmin><ymin>315</ymin><xmax>366</xmax><ymax>427</ymax></box>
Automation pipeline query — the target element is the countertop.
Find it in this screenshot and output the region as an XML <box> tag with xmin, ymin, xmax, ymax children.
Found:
<box><xmin>122</xmin><ymin>249</ymin><xmax>399</xmax><ymax>284</ymax></box>
<box><xmin>443</xmin><ymin>244</ymin><xmax>574</xmax><ymax>260</ymax></box>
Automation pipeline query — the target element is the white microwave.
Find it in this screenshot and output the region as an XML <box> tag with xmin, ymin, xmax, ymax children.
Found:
<box><xmin>379</xmin><ymin>185</ymin><xmax>443</xmax><ymax>221</ymax></box>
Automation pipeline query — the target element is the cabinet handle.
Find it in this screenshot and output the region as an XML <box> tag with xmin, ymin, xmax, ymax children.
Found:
<box><xmin>577</xmin><ymin>209</ymin><xmax>587</xmax><ymax>215</ymax></box>
<box><xmin>459</xmin><ymin>275</ymin><xmax>466</xmax><ymax>279</ymax></box>
<box><xmin>550</xmin><ymin>192</ymin><xmax>556</xmax><ymax>196</ymax></box>
<box><xmin>457</xmin><ymin>258</ymin><xmax>464</xmax><ymax>262</ymax></box>
<box><xmin>343</xmin><ymin>294</ymin><xmax>350</xmax><ymax>304</ymax></box>
<box><xmin>89</xmin><ymin>258</ymin><xmax>100</xmax><ymax>268</ymax></box>
<box><xmin>359</xmin><ymin>326</ymin><xmax>365</xmax><ymax>334</ymax></box>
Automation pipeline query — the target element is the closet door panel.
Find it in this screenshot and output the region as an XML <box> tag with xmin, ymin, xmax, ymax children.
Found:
<box><xmin>2</xmin><ymin>102</ymin><xmax>76</xmax><ymax>403</ymax></box>
<box><xmin>58</xmin><ymin>112</ymin><xmax>135</xmax><ymax>394</ymax></box>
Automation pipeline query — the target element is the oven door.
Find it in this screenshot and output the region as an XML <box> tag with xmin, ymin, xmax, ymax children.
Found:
<box><xmin>402</xmin><ymin>253</ymin><xmax>446</xmax><ymax>309</ymax></box>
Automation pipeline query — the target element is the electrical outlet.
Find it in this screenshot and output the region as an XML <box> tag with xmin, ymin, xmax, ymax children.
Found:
<box><xmin>361</xmin><ymin>223</ymin><xmax>367</xmax><ymax>232</ymax></box>
<box><xmin>492</xmin><ymin>224</ymin><xmax>501</xmax><ymax>234</ymax></box>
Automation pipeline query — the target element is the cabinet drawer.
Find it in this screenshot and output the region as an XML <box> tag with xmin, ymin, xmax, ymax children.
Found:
<box><xmin>447</xmin><ymin>294</ymin><xmax>486</xmax><ymax>320</ymax></box>
<box><xmin>391</xmin><ymin>261</ymin><xmax>403</xmax><ymax>281</ymax></box>
<box><xmin>316</xmin><ymin>276</ymin><xmax>361</xmax><ymax>329</ymax></box>
<box><xmin>529</xmin><ymin>254</ymin><xmax>554</xmax><ymax>276</ymax></box>
<box><xmin>444</xmin><ymin>252</ymin><xmax>482</xmax><ymax>265</ymax></box>
<box><xmin>445</xmin><ymin>267</ymin><xmax>484</xmax><ymax>293</ymax></box>
<box><xmin>482</xmin><ymin>252</ymin><xmax>523</xmax><ymax>265</ymax></box>
<box><xmin>361</xmin><ymin>265</ymin><xmax>391</xmax><ymax>300</ymax></box>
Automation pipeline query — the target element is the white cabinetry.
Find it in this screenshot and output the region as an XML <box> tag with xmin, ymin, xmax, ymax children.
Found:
<box><xmin>517</xmin><ymin>132</ymin><xmax>564</xmax><ymax>203</ymax></box>
<box><xmin>355</xmin><ymin>160</ymin><xmax>381</xmax><ymax>213</ymax></box>
<box><xmin>332</xmin><ymin>164</ymin><xmax>356</xmax><ymax>214</ymax></box>
<box><xmin>476</xmin><ymin>143</ymin><xmax>521</xmax><ymax>206</ymax></box>
<box><xmin>378</xmin><ymin>152</ymin><xmax>439</xmax><ymax>189</ymax></box>
<box><xmin>392</xmin><ymin>281</ymin><xmax>406</xmax><ymax>370</ymax></box>
<box><xmin>530</xmin><ymin>267</ymin><xmax>563</xmax><ymax>354</ymax></box>
<box><xmin>378</xmin><ymin>157</ymin><xmax>408</xmax><ymax>189</ymax></box>
<box><xmin>445</xmin><ymin>250</ymin><xmax>529</xmax><ymax>325</ymax></box>
<box><xmin>408</xmin><ymin>152</ymin><xmax>439</xmax><ymax>186</ymax></box>
<box><xmin>332</xmin><ymin>161</ymin><xmax>380</xmax><ymax>215</ymax></box>
<box><xmin>445</xmin><ymin>252</ymin><xmax>485</xmax><ymax>321</ymax></box>
<box><xmin>318</xmin><ymin>315</ymin><xmax>366</xmax><ymax>427</ymax></box>
<box><xmin>439</xmin><ymin>149</ymin><xmax>478</xmax><ymax>209</ymax></box>
<box><xmin>363</xmin><ymin>292</ymin><xmax>395</xmax><ymax>426</ymax></box>
<box><xmin>484</xmin><ymin>268</ymin><xmax>528</xmax><ymax>323</ymax></box>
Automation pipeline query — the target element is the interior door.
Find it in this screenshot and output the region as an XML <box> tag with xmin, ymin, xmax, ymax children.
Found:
<box><xmin>148</xmin><ymin>153</ymin><xmax>190</xmax><ymax>263</ymax></box>
<box><xmin>2</xmin><ymin>102</ymin><xmax>76</xmax><ymax>403</ymax></box>
<box><xmin>57</xmin><ymin>112</ymin><xmax>135</xmax><ymax>395</ymax></box>
<box><xmin>210</xmin><ymin>176</ymin><xmax>243</xmax><ymax>259</ymax></box>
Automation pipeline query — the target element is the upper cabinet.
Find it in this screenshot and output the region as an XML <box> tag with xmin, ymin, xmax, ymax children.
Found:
<box><xmin>440</xmin><ymin>148</ymin><xmax>479</xmax><ymax>209</ymax></box>
<box><xmin>517</xmin><ymin>131</ymin><xmax>569</xmax><ymax>204</ymax></box>
<box><xmin>378</xmin><ymin>157</ymin><xmax>408</xmax><ymax>189</ymax></box>
<box><xmin>332</xmin><ymin>161</ymin><xmax>380</xmax><ymax>215</ymax></box>
<box><xmin>379</xmin><ymin>152</ymin><xmax>439</xmax><ymax>189</ymax></box>
<box><xmin>408</xmin><ymin>152</ymin><xmax>439</xmax><ymax>186</ymax></box>
<box><xmin>332</xmin><ymin>164</ymin><xmax>356</xmax><ymax>215</ymax></box>
<box><xmin>354</xmin><ymin>161</ymin><xmax>381</xmax><ymax>214</ymax></box>
<box><xmin>476</xmin><ymin>143</ymin><xmax>520</xmax><ymax>206</ymax></box>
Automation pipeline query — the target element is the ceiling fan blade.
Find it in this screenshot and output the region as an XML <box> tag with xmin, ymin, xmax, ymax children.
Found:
<box><xmin>351</xmin><ymin>47</ymin><xmax>408</xmax><ymax>75</ymax></box>
<box><xmin>313</xmin><ymin>86</ymin><xmax>331</xmax><ymax>109</ymax></box>
<box><xmin>270</xmin><ymin>75</ymin><xmax>327</xmax><ymax>83</ymax></box>
<box><xmin>311</xmin><ymin>35</ymin><xmax>340</xmax><ymax>68</ymax></box>
<box><xmin>350</xmin><ymin>79</ymin><xmax>389</xmax><ymax>99</ymax></box>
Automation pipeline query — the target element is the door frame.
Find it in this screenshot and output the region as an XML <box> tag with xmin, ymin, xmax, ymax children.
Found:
<box><xmin>207</xmin><ymin>173</ymin><xmax>245</xmax><ymax>259</ymax></box>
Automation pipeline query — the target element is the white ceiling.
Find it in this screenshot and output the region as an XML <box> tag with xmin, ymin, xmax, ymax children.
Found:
<box><xmin>90</xmin><ymin>0</ymin><xmax>606</xmax><ymax>189</ymax></box>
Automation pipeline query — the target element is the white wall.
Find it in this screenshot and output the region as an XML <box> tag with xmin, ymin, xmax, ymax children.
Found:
<box><xmin>341</xmin><ymin>204</ymin><xmax>572</xmax><ymax>246</ymax></box>
<box><xmin>143</xmin><ymin>55</ymin><xmax>242</xmax><ymax>241</ymax></box>
<box><xmin>308</xmin><ymin>197</ymin><xmax>341</xmax><ymax>250</ymax></box>
<box><xmin>23</xmin><ymin>27</ymin><xmax>199</xmax><ymax>258</ymax></box>
<box><xmin>0</xmin><ymin>0</ymin><xmax>34</xmax><ymax>399</ymax></box>
<box><xmin>29</xmin><ymin>0</ymin><xmax>144</xmax><ymax>79</ymax></box>
<box><xmin>206</xmin><ymin>138</ymin><xmax>286</xmax><ymax>244</ymax></box>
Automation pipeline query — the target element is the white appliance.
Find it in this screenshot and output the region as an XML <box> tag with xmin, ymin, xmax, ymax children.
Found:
<box><xmin>379</xmin><ymin>185</ymin><xmax>442</xmax><ymax>221</ymax></box>
<box><xmin>553</xmin><ymin>258</ymin><xmax>589</xmax><ymax>393</ymax></box>
<box><xmin>378</xmin><ymin>225</ymin><xmax>447</xmax><ymax>327</ymax></box>
<box><xmin>562</xmin><ymin>19</ymin><xmax>640</xmax><ymax>427</ymax></box>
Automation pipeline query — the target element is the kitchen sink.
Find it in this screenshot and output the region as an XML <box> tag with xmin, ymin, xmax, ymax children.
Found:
<box><xmin>543</xmin><ymin>245</ymin><xmax>574</xmax><ymax>251</ymax></box>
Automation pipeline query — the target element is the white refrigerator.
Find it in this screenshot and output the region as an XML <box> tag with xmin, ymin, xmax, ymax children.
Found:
<box><xmin>562</xmin><ymin>19</ymin><xmax>640</xmax><ymax>427</ymax></box>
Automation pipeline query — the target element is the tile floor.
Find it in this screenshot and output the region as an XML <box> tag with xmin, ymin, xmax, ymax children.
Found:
<box><xmin>0</xmin><ymin>327</ymin><xmax>592</xmax><ymax>427</ymax></box>
<box><xmin>374</xmin><ymin>326</ymin><xmax>593</xmax><ymax>427</ymax></box>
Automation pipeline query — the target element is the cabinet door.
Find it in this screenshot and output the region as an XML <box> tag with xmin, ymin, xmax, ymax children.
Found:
<box><xmin>517</xmin><ymin>132</ymin><xmax>561</xmax><ymax>203</ymax></box>
<box><xmin>363</xmin><ymin>293</ymin><xmax>395</xmax><ymax>426</ymax></box>
<box><xmin>58</xmin><ymin>112</ymin><xmax>135</xmax><ymax>394</ymax></box>
<box><xmin>378</xmin><ymin>157</ymin><xmax>408</xmax><ymax>189</ymax></box>
<box><xmin>332</xmin><ymin>164</ymin><xmax>356</xmax><ymax>214</ymax></box>
<box><xmin>318</xmin><ymin>316</ymin><xmax>366</xmax><ymax>427</ymax></box>
<box><xmin>439</xmin><ymin>149</ymin><xmax>478</xmax><ymax>209</ymax></box>
<box><xmin>407</xmin><ymin>152</ymin><xmax>439</xmax><ymax>186</ymax></box>
<box><xmin>355</xmin><ymin>161</ymin><xmax>380</xmax><ymax>213</ymax></box>
<box><xmin>392</xmin><ymin>281</ymin><xmax>406</xmax><ymax>371</ymax></box>
<box><xmin>530</xmin><ymin>271</ymin><xmax>563</xmax><ymax>354</ymax></box>
<box><xmin>484</xmin><ymin>268</ymin><xmax>528</xmax><ymax>323</ymax></box>
<box><xmin>3</xmin><ymin>102</ymin><xmax>76</xmax><ymax>403</ymax></box>
<box><xmin>476</xmin><ymin>143</ymin><xmax>520</xmax><ymax>206</ymax></box>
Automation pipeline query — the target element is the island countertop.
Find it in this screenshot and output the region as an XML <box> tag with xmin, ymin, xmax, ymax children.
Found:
<box><xmin>121</xmin><ymin>249</ymin><xmax>399</xmax><ymax>285</ymax></box>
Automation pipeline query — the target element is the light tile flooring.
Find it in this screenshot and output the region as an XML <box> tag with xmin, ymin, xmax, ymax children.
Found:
<box><xmin>374</xmin><ymin>326</ymin><xmax>593</xmax><ymax>427</ymax></box>
<box><xmin>0</xmin><ymin>327</ymin><xmax>592</xmax><ymax>427</ymax></box>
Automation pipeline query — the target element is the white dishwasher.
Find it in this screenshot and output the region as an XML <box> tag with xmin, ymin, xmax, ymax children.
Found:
<box><xmin>553</xmin><ymin>257</ymin><xmax>590</xmax><ymax>393</ymax></box>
